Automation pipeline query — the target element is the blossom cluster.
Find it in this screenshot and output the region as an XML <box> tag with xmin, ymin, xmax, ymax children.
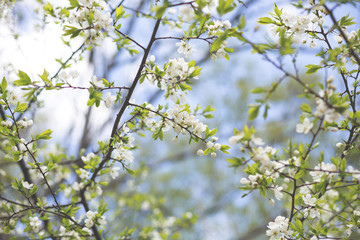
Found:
<box><xmin>59</xmin><ymin>225</ymin><xmax>91</xmax><ymax>240</ymax></box>
<box><xmin>266</xmin><ymin>216</ymin><xmax>292</xmax><ymax>240</ymax></box>
<box><xmin>176</xmin><ymin>40</ymin><xmax>194</xmax><ymax>58</ymax></box>
<box><xmin>314</xmin><ymin>90</ymin><xmax>342</xmax><ymax>123</ymax></box>
<box><xmin>131</xmin><ymin>102</ymin><xmax>208</xmax><ymax>140</ymax></box>
<box><xmin>63</xmin><ymin>0</ymin><xmax>114</xmax><ymax>45</ymax></box>
<box><xmin>145</xmin><ymin>57</ymin><xmax>200</xmax><ymax>103</ymax></box>
<box><xmin>0</xmin><ymin>0</ymin><xmax>13</xmax><ymax>19</ymax></box>
<box><xmin>229</xmin><ymin>120</ymin><xmax>360</xmax><ymax>238</ymax></box>
<box><xmin>112</xmin><ymin>125</ymin><xmax>135</xmax><ymax>164</ymax></box>
<box><xmin>29</xmin><ymin>216</ymin><xmax>42</xmax><ymax>233</ymax></box>
<box><xmin>266</xmin><ymin>2</ymin><xmax>327</xmax><ymax>48</ymax></box>
<box><xmin>206</xmin><ymin>20</ymin><xmax>232</xmax><ymax>36</ymax></box>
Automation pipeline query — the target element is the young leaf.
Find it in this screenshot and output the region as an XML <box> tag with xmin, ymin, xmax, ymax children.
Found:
<box><xmin>248</xmin><ymin>105</ymin><xmax>260</xmax><ymax>120</ymax></box>
<box><xmin>37</xmin><ymin>129</ymin><xmax>53</xmax><ymax>140</ymax></box>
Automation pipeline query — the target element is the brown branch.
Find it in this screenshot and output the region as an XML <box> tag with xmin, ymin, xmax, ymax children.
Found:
<box><xmin>115</xmin><ymin>29</ymin><xmax>146</xmax><ymax>50</ymax></box>
<box><xmin>85</xmin><ymin>19</ymin><xmax>161</xmax><ymax>184</ymax></box>
<box><xmin>128</xmin><ymin>103</ymin><xmax>207</xmax><ymax>142</ymax></box>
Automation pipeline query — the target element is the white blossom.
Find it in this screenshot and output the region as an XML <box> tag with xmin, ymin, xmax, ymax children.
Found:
<box><xmin>206</xmin><ymin>141</ymin><xmax>214</xmax><ymax>148</ymax></box>
<box><xmin>86</xmin><ymin>210</ymin><xmax>97</xmax><ymax>219</ymax></box>
<box><xmin>85</xmin><ymin>218</ymin><xmax>94</xmax><ymax>228</ymax></box>
<box><xmin>228</xmin><ymin>134</ymin><xmax>243</xmax><ymax>145</ymax></box>
<box><xmin>273</xmin><ymin>186</ymin><xmax>283</xmax><ymax>200</ymax></box>
<box><xmin>141</xmin><ymin>201</ymin><xmax>150</xmax><ymax>211</ymax></box>
<box><xmin>251</xmin><ymin>135</ymin><xmax>264</xmax><ymax>145</ymax></box>
<box><xmin>179</xmin><ymin>6</ymin><xmax>195</xmax><ymax>22</ymax></box>
<box><xmin>266</xmin><ymin>216</ymin><xmax>292</xmax><ymax>240</ymax></box>
<box><xmin>309</xmin><ymin>41</ymin><xmax>317</xmax><ymax>48</ymax></box>
<box><xmin>81</xmin><ymin>152</ymin><xmax>95</xmax><ymax>163</ymax></box>
<box><xmin>110</xmin><ymin>166</ymin><xmax>120</xmax><ymax>179</ymax></box>
<box><xmin>22</xmin><ymin>180</ymin><xmax>33</xmax><ymax>189</ymax></box>
<box><xmin>91</xmin><ymin>76</ymin><xmax>105</xmax><ymax>88</ymax></box>
<box><xmin>104</xmin><ymin>92</ymin><xmax>116</xmax><ymax>108</ymax></box>
<box><xmin>149</xmin><ymin>55</ymin><xmax>156</xmax><ymax>62</ymax></box>
<box><xmin>302</xmin><ymin>194</ymin><xmax>317</xmax><ymax>206</ymax></box>
<box><xmin>29</xmin><ymin>216</ymin><xmax>42</xmax><ymax>233</ymax></box>
<box><xmin>17</xmin><ymin>117</ymin><xmax>33</xmax><ymax>129</ymax></box>
<box><xmin>176</xmin><ymin>40</ymin><xmax>194</xmax><ymax>58</ymax></box>
<box><xmin>216</xmin><ymin>48</ymin><xmax>226</xmax><ymax>59</ymax></box>
<box><xmin>1</xmin><ymin>120</ymin><xmax>12</xmax><ymax>127</ymax></box>
<box><xmin>334</xmin><ymin>35</ymin><xmax>343</xmax><ymax>43</ymax></box>
<box><xmin>304</xmin><ymin>207</ymin><xmax>320</xmax><ymax>219</ymax></box>
<box><xmin>223</xmin><ymin>20</ymin><xmax>232</xmax><ymax>29</ymax></box>
<box><xmin>296</xmin><ymin>118</ymin><xmax>313</xmax><ymax>134</ymax></box>
<box><xmin>336</xmin><ymin>142</ymin><xmax>344</xmax><ymax>148</ymax></box>
<box><xmin>8</xmin><ymin>90</ymin><xmax>20</xmax><ymax>105</ymax></box>
<box><xmin>79</xmin><ymin>168</ymin><xmax>90</xmax><ymax>179</ymax></box>
<box><xmin>240</xmin><ymin>177</ymin><xmax>250</xmax><ymax>185</ymax></box>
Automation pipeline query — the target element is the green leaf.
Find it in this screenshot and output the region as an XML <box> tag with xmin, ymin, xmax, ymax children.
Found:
<box><xmin>316</xmin><ymin>199</ymin><xmax>327</xmax><ymax>205</ymax></box>
<box><xmin>220</xmin><ymin>145</ymin><xmax>230</xmax><ymax>154</ymax></box>
<box><xmin>340</xmin><ymin>158</ymin><xmax>347</xmax><ymax>172</ymax></box>
<box><xmin>15</xmin><ymin>103</ymin><xmax>28</xmax><ymax>113</ymax></box>
<box><xmin>43</xmin><ymin>2</ymin><xmax>55</xmax><ymax>16</ymax></box>
<box><xmin>274</xmin><ymin>3</ymin><xmax>282</xmax><ymax>18</ymax></box>
<box><xmin>257</xmin><ymin>17</ymin><xmax>274</xmax><ymax>25</ymax></box>
<box><xmin>203</xmin><ymin>148</ymin><xmax>211</xmax><ymax>156</ymax></box>
<box><xmin>339</xmin><ymin>14</ymin><xmax>355</xmax><ymax>27</ymax></box>
<box><xmin>154</xmin><ymin>1</ymin><xmax>169</xmax><ymax>19</ymax></box>
<box><xmin>14</xmin><ymin>71</ymin><xmax>32</xmax><ymax>86</ymax></box>
<box><xmin>210</xmin><ymin>33</ymin><xmax>227</xmax><ymax>52</ymax></box>
<box><xmin>305</xmin><ymin>64</ymin><xmax>321</xmax><ymax>74</ymax></box>
<box><xmin>203</xmin><ymin>105</ymin><xmax>215</xmax><ymax>113</ymax></box>
<box><xmin>294</xmin><ymin>170</ymin><xmax>305</xmax><ymax>179</ymax></box>
<box><xmin>226</xmin><ymin>157</ymin><xmax>245</xmax><ymax>167</ymax></box>
<box><xmin>1</xmin><ymin>77</ymin><xmax>7</xmax><ymax>92</ymax></box>
<box><xmin>37</xmin><ymin>129</ymin><xmax>52</xmax><ymax>140</ymax></box>
<box><xmin>205</xmin><ymin>128</ymin><xmax>217</xmax><ymax>139</ymax></box>
<box><xmin>152</xmin><ymin>128</ymin><xmax>164</xmax><ymax>141</ymax></box>
<box><xmin>69</xmin><ymin>0</ymin><xmax>79</xmax><ymax>8</ymax></box>
<box><xmin>224</xmin><ymin>47</ymin><xmax>234</xmax><ymax>53</ymax></box>
<box><xmin>29</xmin><ymin>185</ymin><xmax>38</xmax><ymax>196</ymax></box>
<box><xmin>248</xmin><ymin>105</ymin><xmax>260</xmax><ymax>120</ymax></box>
<box><xmin>115</xmin><ymin>6</ymin><xmax>125</xmax><ymax>21</ymax></box>
<box><xmin>99</xmin><ymin>181</ymin><xmax>109</xmax><ymax>186</ymax></box>
<box><xmin>179</xmin><ymin>83</ymin><xmax>192</xmax><ymax>91</ymax></box>
<box><xmin>251</xmin><ymin>87</ymin><xmax>267</xmax><ymax>94</ymax></box>
<box><xmin>39</xmin><ymin>69</ymin><xmax>52</xmax><ymax>86</ymax></box>
<box><xmin>63</xmin><ymin>26</ymin><xmax>82</xmax><ymax>38</ymax></box>
<box><xmin>87</xmin><ymin>98</ymin><xmax>96</xmax><ymax>106</ymax></box>
<box><xmin>125</xmin><ymin>167</ymin><xmax>135</xmax><ymax>175</ymax></box>
<box><xmin>238</xmin><ymin>15</ymin><xmax>246</xmax><ymax>30</ymax></box>
<box><xmin>294</xmin><ymin>219</ymin><xmax>303</xmax><ymax>234</ymax></box>
<box><xmin>139</xmin><ymin>74</ymin><xmax>146</xmax><ymax>84</ymax></box>
<box><xmin>217</xmin><ymin>0</ymin><xmax>235</xmax><ymax>16</ymax></box>
<box><xmin>300</xmin><ymin>103</ymin><xmax>312</xmax><ymax>113</ymax></box>
<box><xmin>259</xmin><ymin>185</ymin><xmax>267</xmax><ymax>197</ymax></box>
